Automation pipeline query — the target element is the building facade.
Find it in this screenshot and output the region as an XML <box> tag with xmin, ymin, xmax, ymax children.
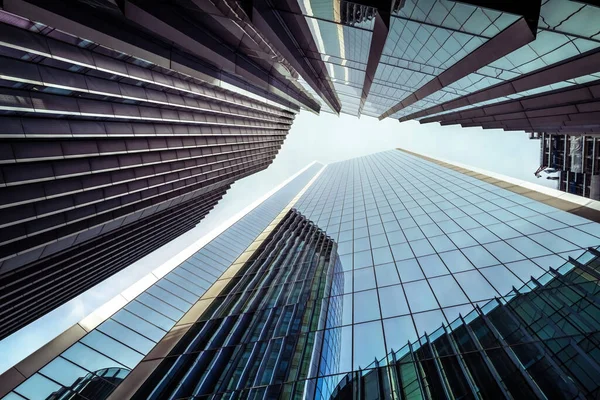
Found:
<box><xmin>0</xmin><ymin>162</ymin><xmax>324</xmax><ymax>400</ymax></box>
<box><xmin>224</xmin><ymin>0</ymin><xmax>600</xmax><ymax>131</ymax></box>
<box><xmin>0</xmin><ymin>1</ymin><xmax>316</xmax><ymax>340</ymax></box>
<box><xmin>3</xmin><ymin>149</ymin><xmax>600</xmax><ymax>399</ymax></box>
<box><xmin>534</xmin><ymin>132</ymin><xmax>600</xmax><ymax>200</ymax></box>
<box><xmin>3</xmin><ymin>0</ymin><xmax>600</xmax><ymax>342</ymax></box>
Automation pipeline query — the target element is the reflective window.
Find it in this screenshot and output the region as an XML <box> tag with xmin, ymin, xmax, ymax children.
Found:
<box><xmin>396</xmin><ymin>258</ymin><xmax>425</xmax><ymax>282</ymax></box>
<box><xmin>506</xmin><ymin>237</ymin><xmax>551</xmax><ymax>258</ymax></box>
<box><xmin>439</xmin><ymin>250</ymin><xmax>474</xmax><ymax>272</ymax></box>
<box><xmin>354</xmin><ymin>267</ymin><xmax>377</xmax><ymax>291</ymax></box>
<box><xmin>418</xmin><ymin>254</ymin><xmax>449</xmax><ymax>278</ymax></box>
<box><xmin>384</xmin><ymin>316</ymin><xmax>417</xmax><ymax>352</ymax></box>
<box><xmin>462</xmin><ymin>246</ymin><xmax>499</xmax><ymax>268</ymax></box>
<box><xmin>372</xmin><ymin>246</ymin><xmax>394</xmax><ymax>265</ymax></box>
<box><xmin>454</xmin><ymin>271</ymin><xmax>498</xmax><ymax>302</ymax></box>
<box><xmin>375</xmin><ymin>263</ymin><xmax>401</xmax><ymax>286</ymax></box>
<box><xmin>354</xmin><ymin>321</ymin><xmax>385</xmax><ymax>369</ymax></box>
<box><xmin>428</xmin><ymin>276</ymin><xmax>468</xmax><ymax>307</ymax></box>
<box><xmin>14</xmin><ymin>374</ymin><xmax>61</xmax><ymax>400</ymax></box>
<box><xmin>408</xmin><ymin>239</ymin><xmax>435</xmax><ymax>257</ymax></box>
<box><xmin>62</xmin><ymin>343</ymin><xmax>128</xmax><ymax>372</ymax></box>
<box><xmin>378</xmin><ymin>285</ymin><xmax>410</xmax><ymax>318</ymax></box>
<box><xmin>354</xmin><ymin>290</ymin><xmax>381</xmax><ymax>323</ymax></box>
<box><xmin>80</xmin><ymin>331</ymin><xmax>144</xmax><ymax>369</ymax></box>
<box><xmin>391</xmin><ymin>243</ymin><xmax>414</xmax><ymax>261</ymax></box>
<box><xmin>404</xmin><ymin>280</ymin><xmax>438</xmax><ymax>312</ymax></box>
<box><xmin>484</xmin><ymin>241</ymin><xmax>525</xmax><ymax>263</ymax></box>
<box><xmin>39</xmin><ymin>356</ymin><xmax>88</xmax><ymax>387</ymax></box>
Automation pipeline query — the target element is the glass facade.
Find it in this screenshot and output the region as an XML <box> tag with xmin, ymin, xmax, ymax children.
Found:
<box><xmin>402</xmin><ymin>0</ymin><xmax>600</xmax><ymax>121</ymax></box>
<box><xmin>327</xmin><ymin>249</ymin><xmax>600</xmax><ymax>399</ymax></box>
<box><xmin>1</xmin><ymin>164</ymin><xmax>323</xmax><ymax>400</ymax></box>
<box><xmin>132</xmin><ymin>209</ymin><xmax>341</xmax><ymax>399</ymax></box>
<box><xmin>5</xmin><ymin>149</ymin><xmax>600</xmax><ymax>399</ymax></box>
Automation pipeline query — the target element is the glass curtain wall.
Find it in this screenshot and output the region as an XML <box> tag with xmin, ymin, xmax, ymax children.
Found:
<box><xmin>2</xmin><ymin>165</ymin><xmax>322</xmax><ymax>400</ymax></box>
<box><xmin>131</xmin><ymin>209</ymin><xmax>341</xmax><ymax>399</ymax></box>
<box><xmin>124</xmin><ymin>149</ymin><xmax>600</xmax><ymax>399</ymax></box>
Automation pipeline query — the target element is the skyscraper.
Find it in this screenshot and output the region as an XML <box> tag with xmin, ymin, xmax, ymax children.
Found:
<box><xmin>227</xmin><ymin>0</ymin><xmax>600</xmax><ymax>134</ymax></box>
<box><xmin>3</xmin><ymin>149</ymin><xmax>600</xmax><ymax>399</ymax></box>
<box><xmin>533</xmin><ymin>133</ymin><xmax>599</xmax><ymax>200</ymax></box>
<box><xmin>0</xmin><ymin>2</ymin><xmax>312</xmax><ymax>339</ymax></box>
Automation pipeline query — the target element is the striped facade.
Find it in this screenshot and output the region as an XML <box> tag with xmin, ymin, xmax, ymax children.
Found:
<box><xmin>0</xmin><ymin>4</ymin><xmax>301</xmax><ymax>340</ymax></box>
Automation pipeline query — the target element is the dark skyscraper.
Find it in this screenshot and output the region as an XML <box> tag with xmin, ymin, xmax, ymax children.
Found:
<box><xmin>0</xmin><ymin>1</ymin><xmax>317</xmax><ymax>340</ymax></box>
<box><xmin>3</xmin><ymin>150</ymin><xmax>600</xmax><ymax>399</ymax></box>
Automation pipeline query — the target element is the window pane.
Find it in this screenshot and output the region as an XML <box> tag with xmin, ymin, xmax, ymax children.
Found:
<box><xmin>378</xmin><ymin>285</ymin><xmax>410</xmax><ymax>318</ymax></box>
<box><xmin>354</xmin><ymin>290</ymin><xmax>381</xmax><ymax>323</ymax></box>
<box><xmin>111</xmin><ymin>309</ymin><xmax>166</xmax><ymax>342</ymax></box>
<box><xmin>62</xmin><ymin>343</ymin><xmax>128</xmax><ymax>372</ymax></box>
<box><xmin>14</xmin><ymin>374</ymin><xmax>61</xmax><ymax>400</ymax></box>
<box><xmin>428</xmin><ymin>275</ymin><xmax>468</xmax><ymax>307</ymax></box>
<box><xmin>462</xmin><ymin>246</ymin><xmax>499</xmax><ymax>268</ymax></box>
<box><xmin>374</xmin><ymin>262</ymin><xmax>400</xmax><ymax>286</ymax></box>
<box><xmin>354</xmin><ymin>321</ymin><xmax>385</xmax><ymax>369</ymax></box>
<box><xmin>439</xmin><ymin>250</ymin><xmax>474</xmax><ymax>273</ymax></box>
<box><xmin>97</xmin><ymin>319</ymin><xmax>156</xmax><ymax>354</ymax></box>
<box><xmin>354</xmin><ymin>267</ymin><xmax>377</xmax><ymax>291</ymax></box>
<box><xmin>418</xmin><ymin>254</ymin><xmax>449</xmax><ymax>278</ymax></box>
<box><xmin>396</xmin><ymin>258</ymin><xmax>425</xmax><ymax>282</ymax></box>
<box><xmin>454</xmin><ymin>270</ymin><xmax>498</xmax><ymax>302</ymax></box>
<box><xmin>384</xmin><ymin>316</ymin><xmax>417</xmax><ymax>353</ymax></box>
<box><xmin>404</xmin><ymin>280</ymin><xmax>438</xmax><ymax>312</ymax></box>
<box><xmin>484</xmin><ymin>241</ymin><xmax>525</xmax><ymax>263</ymax></box>
<box><xmin>408</xmin><ymin>239</ymin><xmax>435</xmax><ymax>257</ymax></box>
<box><xmin>80</xmin><ymin>331</ymin><xmax>144</xmax><ymax>369</ymax></box>
<box><xmin>39</xmin><ymin>356</ymin><xmax>88</xmax><ymax>387</ymax></box>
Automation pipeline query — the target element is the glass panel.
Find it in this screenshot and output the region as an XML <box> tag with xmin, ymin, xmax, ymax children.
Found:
<box><xmin>80</xmin><ymin>331</ymin><xmax>144</xmax><ymax>369</ymax></box>
<box><xmin>354</xmin><ymin>267</ymin><xmax>377</xmax><ymax>291</ymax></box>
<box><xmin>384</xmin><ymin>315</ymin><xmax>417</xmax><ymax>353</ymax></box>
<box><xmin>111</xmin><ymin>309</ymin><xmax>166</xmax><ymax>342</ymax></box>
<box><xmin>454</xmin><ymin>270</ymin><xmax>498</xmax><ymax>302</ymax></box>
<box><xmin>462</xmin><ymin>246</ymin><xmax>499</xmax><ymax>268</ymax></box>
<box><xmin>354</xmin><ymin>290</ymin><xmax>381</xmax><ymax>323</ymax></box>
<box><xmin>418</xmin><ymin>254</ymin><xmax>449</xmax><ymax>278</ymax></box>
<box><xmin>404</xmin><ymin>280</ymin><xmax>438</xmax><ymax>312</ymax></box>
<box><xmin>39</xmin><ymin>356</ymin><xmax>88</xmax><ymax>387</ymax></box>
<box><xmin>378</xmin><ymin>285</ymin><xmax>410</xmax><ymax>318</ymax></box>
<box><xmin>439</xmin><ymin>250</ymin><xmax>474</xmax><ymax>272</ymax></box>
<box><xmin>396</xmin><ymin>258</ymin><xmax>425</xmax><ymax>282</ymax></box>
<box><xmin>62</xmin><ymin>343</ymin><xmax>128</xmax><ymax>372</ymax></box>
<box><xmin>354</xmin><ymin>321</ymin><xmax>385</xmax><ymax>370</ymax></box>
<box><xmin>14</xmin><ymin>374</ymin><xmax>62</xmax><ymax>399</ymax></box>
<box><xmin>97</xmin><ymin>319</ymin><xmax>156</xmax><ymax>354</ymax></box>
<box><xmin>428</xmin><ymin>275</ymin><xmax>468</xmax><ymax>307</ymax></box>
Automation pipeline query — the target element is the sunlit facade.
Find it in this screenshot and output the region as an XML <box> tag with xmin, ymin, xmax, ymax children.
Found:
<box><xmin>4</xmin><ymin>150</ymin><xmax>600</xmax><ymax>399</ymax></box>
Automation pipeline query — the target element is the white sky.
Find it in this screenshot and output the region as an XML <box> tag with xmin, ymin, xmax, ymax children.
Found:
<box><xmin>0</xmin><ymin>111</ymin><xmax>554</xmax><ymax>374</ymax></box>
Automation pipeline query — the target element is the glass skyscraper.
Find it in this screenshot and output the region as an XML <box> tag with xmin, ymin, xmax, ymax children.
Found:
<box><xmin>3</xmin><ymin>149</ymin><xmax>600</xmax><ymax>399</ymax></box>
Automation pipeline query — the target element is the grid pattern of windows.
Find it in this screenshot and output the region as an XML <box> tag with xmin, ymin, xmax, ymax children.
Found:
<box><xmin>364</xmin><ymin>0</ymin><xmax>518</xmax><ymax>117</ymax></box>
<box><xmin>292</xmin><ymin>149</ymin><xmax>600</xmax><ymax>368</ymax></box>
<box><xmin>131</xmin><ymin>209</ymin><xmax>341</xmax><ymax>399</ymax></box>
<box><xmin>121</xmin><ymin>150</ymin><xmax>600</xmax><ymax>399</ymax></box>
<box><xmin>392</xmin><ymin>0</ymin><xmax>600</xmax><ymax>119</ymax></box>
<box><xmin>2</xmin><ymin>164</ymin><xmax>322</xmax><ymax>400</ymax></box>
<box><xmin>326</xmin><ymin>249</ymin><xmax>600</xmax><ymax>399</ymax></box>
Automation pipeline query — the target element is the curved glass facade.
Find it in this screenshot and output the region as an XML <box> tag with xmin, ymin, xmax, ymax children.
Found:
<box><xmin>5</xmin><ymin>150</ymin><xmax>600</xmax><ymax>399</ymax></box>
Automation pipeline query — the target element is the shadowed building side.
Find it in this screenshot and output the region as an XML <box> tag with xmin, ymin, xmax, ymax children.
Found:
<box><xmin>0</xmin><ymin>6</ymin><xmax>298</xmax><ymax>340</ymax></box>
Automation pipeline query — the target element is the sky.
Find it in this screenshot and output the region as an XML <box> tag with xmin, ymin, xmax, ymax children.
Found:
<box><xmin>0</xmin><ymin>111</ymin><xmax>553</xmax><ymax>374</ymax></box>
